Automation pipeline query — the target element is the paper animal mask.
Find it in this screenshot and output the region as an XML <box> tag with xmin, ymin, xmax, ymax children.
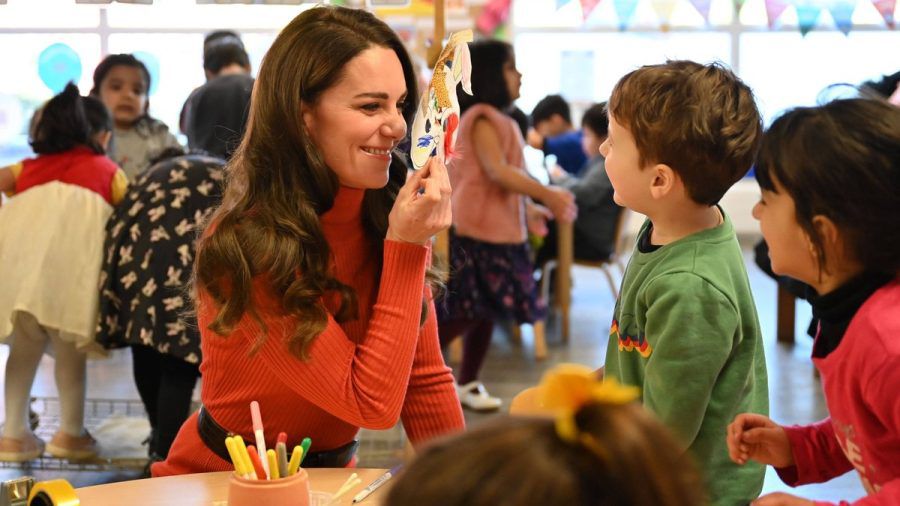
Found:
<box><xmin>409</xmin><ymin>30</ymin><xmax>473</xmax><ymax>170</ymax></box>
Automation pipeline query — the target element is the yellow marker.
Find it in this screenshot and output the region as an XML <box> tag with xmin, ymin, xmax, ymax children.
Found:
<box><xmin>233</xmin><ymin>436</ymin><xmax>254</xmax><ymax>479</ymax></box>
<box><xmin>225</xmin><ymin>437</ymin><xmax>243</xmax><ymax>475</ymax></box>
<box><xmin>267</xmin><ymin>449</ymin><xmax>280</xmax><ymax>480</ymax></box>
<box><xmin>287</xmin><ymin>445</ymin><xmax>303</xmax><ymax>476</ymax></box>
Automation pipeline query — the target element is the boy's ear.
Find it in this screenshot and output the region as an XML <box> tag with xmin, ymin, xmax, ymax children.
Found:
<box><xmin>648</xmin><ymin>163</ymin><xmax>677</xmax><ymax>200</ymax></box>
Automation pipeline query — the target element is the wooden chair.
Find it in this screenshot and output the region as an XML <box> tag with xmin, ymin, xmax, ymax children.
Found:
<box><xmin>538</xmin><ymin>209</ymin><xmax>632</xmax><ymax>342</ymax></box>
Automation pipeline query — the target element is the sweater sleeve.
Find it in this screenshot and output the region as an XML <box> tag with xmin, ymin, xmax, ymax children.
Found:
<box><xmin>777</xmin><ymin>419</ymin><xmax>854</xmax><ymax>486</ymax></box>
<box><xmin>400</xmin><ymin>290</ymin><xmax>465</xmax><ymax>445</ymax></box>
<box><xmin>231</xmin><ymin>240</ymin><xmax>431</xmax><ymax>430</ymax></box>
<box><xmin>641</xmin><ymin>272</ymin><xmax>738</xmax><ymax>449</ymax></box>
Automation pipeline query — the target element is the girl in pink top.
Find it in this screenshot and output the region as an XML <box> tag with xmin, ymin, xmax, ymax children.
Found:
<box><xmin>727</xmin><ymin>98</ymin><xmax>900</xmax><ymax>506</ymax></box>
<box><xmin>439</xmin><ymin>40</ymin><xmax>576</xmax><ymax>411</ymax></box>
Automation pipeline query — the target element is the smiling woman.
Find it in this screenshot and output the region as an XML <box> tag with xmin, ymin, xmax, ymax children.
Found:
<box><xmin>152</xmin><ymin>5</ymin><xmax>464</xmax><ymax>477</ymax></box>
<box><xmin>302</xmin><ymin>46</ymin><xmax>409</xmax><ymax>190</ymax></box>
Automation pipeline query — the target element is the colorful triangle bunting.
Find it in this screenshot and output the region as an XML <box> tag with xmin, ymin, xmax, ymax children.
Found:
<box><xmin>580</xmin><ymin>0</ymin><xmax>603</xmax><ymax>19</ymax></box>
<box><xmin>556</xmin><ymin>0</ymin><xmax>573</xmax><ymax>9</ymax></box>
<box><xmin>827</xmin><ymin>0</ymin><xmax>856</xmax><ymax>34</ymax></box>
<box><xmin>795</xmin><ymin>1</ymin><xmax>823</xmax><ymax>35</ymax></box>
<box><xmin>765</xmin><ymin>0</ymin><xmax>789</xmax><ymax>26</ymax></box>
<box><xmin>651</xmin><ymin>0</ymin><xmax>679</xmax><ymax>27</ymax></box>
<box><xmin>613</xmin><ymin>0</ymin><xmax>640</xmax><ymax>28</ymax></box>
<box><xmin>689</xmin><ymin>0</ymin><xmax>713</xmax><ymax>22</ymax></box>
<box><xmin>872</xmin><ymin>0</ymin><xmax>896</xmax><ymax>27</ymax></box>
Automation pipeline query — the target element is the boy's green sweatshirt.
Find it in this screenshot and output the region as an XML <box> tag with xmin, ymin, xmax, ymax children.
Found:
<box><xmin>605</xmin><ymin>213</ymin><xmax>769</xmax><ymax>506</ymax></box>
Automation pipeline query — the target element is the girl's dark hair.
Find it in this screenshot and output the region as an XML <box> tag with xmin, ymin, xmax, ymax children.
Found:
<box><xmin>387</xmin><ymin>402</ymin><xmax>705</xmax><ymax>506</ymax></box>
<box><xmin>30</xmin><ymin>83</ymin><xmax>111</xmax><ymax>155</ymax></box>
<box><xmin>457</xmin><ymin>39</ymin><xmax>514</xmax><ymax>114</ymax></box>
<box><xmin>195</xmin><ymin>6</ymin><xmax>436</xmax><ymax>359</ymax></box>
<box><xmin>756</xmin><ymin>98</ymin><xmax>900</xmax><ymax>276</ymax></box>
<box><xmin>90</xmin><ymin>53</ymin><xmax>152</xmax><ymax>120</ymax></box>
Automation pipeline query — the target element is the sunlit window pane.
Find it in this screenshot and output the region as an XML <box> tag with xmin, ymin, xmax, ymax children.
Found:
<box><xmin>740</xmin><ymin>31</ymin><xmax>900</xmax><ymax>122</ymax></box>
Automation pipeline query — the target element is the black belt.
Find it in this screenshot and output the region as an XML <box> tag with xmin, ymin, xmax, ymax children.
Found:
<box><xmin>197</xmin><ymin>406</ymin><xmax>359</xmax><ymax>468</ymax></box>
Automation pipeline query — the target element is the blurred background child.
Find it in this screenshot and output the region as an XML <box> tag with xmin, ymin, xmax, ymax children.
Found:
<box><xmin>437</xmin><ymin>39</ymin><xmax>576</xmax><ymax>411</ymax></box>
<box><xmin>0</xmin><ymin>83</ymin><xmax>126</xmax><ymax>462</ymax></box>
<box><xmin>90</xmin><ymin>53</ymin><xmax>181</xmax><ymax>180</ymax></box>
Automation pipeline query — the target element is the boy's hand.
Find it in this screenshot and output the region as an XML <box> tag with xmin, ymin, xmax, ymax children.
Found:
<box><xmin>751</xmin><ymin>492</ymin><xmax>814</xmax><ymax>506</ymax></box>
<box><xmin>727</xmin><ymin>413</ymin><xmax>794</xmax><ymax>467</ymax></box>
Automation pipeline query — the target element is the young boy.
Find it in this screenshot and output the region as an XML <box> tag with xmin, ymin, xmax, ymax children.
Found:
<box><xmin>536</xmin><ymin>102</ymin><xmax>621</xmax><ymax>265</ymax></box>
<box><xmin>527</xmin><ymin>94</ymin><xmax>587</xmax><ymax>176</ymax></box>
<box><xmin>601</xmin><ymin>60</ymin><xmax>769</xmax><ymax>505</ymax></box>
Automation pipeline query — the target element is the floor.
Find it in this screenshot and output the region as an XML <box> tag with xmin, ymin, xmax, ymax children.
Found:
<box><xmin>0</xmin><ymin>239</ymin><xmax>866</xmax><ymax>502</ymax></box>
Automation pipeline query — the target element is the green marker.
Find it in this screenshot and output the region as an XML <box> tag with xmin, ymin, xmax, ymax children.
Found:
<box><xmin>299</xmin><ymin>437</ymin><xmax>312</xmax><ymax>466</ymax></box>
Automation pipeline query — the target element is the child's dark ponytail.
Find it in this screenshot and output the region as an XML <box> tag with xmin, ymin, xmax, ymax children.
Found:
<box><xmin>81</xmin><ymin>95</ymin><xmax>113</xmax><ymax>155</ymax></box>
<box><xmin>29</xmin><ymin>82</ymin><xmax>91</xmax><ymax>155</ymax></box>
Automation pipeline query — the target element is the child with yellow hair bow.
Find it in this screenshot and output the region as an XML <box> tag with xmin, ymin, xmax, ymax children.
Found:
<box><xmin>386</xmin><ymin>364</ymin><xmax>706</xmax><ymax>506</ymax></box>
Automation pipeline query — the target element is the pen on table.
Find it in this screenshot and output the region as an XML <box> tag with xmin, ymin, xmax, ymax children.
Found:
<box><xmin>352</xmin><ymin>465</ymin><xmax>403</xmax><ymax>503</ymax></box>
<box><xmin>250</xmin><ymin>401</ymin><xmax>270</xmax><ymax>478</ymax></box>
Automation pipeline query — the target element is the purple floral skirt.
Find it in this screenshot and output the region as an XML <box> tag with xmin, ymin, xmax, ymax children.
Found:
<box><xmin>438</xmin><ymin>232</ymin><xmax>546</xmax><ymax>325</ymax></box>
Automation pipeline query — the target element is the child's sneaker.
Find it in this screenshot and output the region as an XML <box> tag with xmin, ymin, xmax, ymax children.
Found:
<box><xmin>457</xmin><ymin>381</ymin><xmax>502</xmax><ymax>412</ymax></box>
<box><xmin>0</xmin><ymin>433</ymin><xmax>45</xmax><ymax>462</ymax></box>
<box><xmin>46</xmin><ymin>430</ymin><xmax>98</xmax><ymax>460</ymax></box>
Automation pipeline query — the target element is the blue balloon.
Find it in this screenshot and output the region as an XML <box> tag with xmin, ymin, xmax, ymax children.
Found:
<box><xmin>132</xmin><ymin>51</ymin><xmax>160</xmax><ymax>96</ymax></box>
<box><xmin>37</xmin><ymin>43</ymin><xmax>82</xmax><ymax>94</ymax></box>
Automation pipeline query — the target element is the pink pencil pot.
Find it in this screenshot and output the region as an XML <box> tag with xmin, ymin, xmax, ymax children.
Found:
<box><xmin>228</xmin><ymin>469</ymin><xmax>311</xmax><ymax>506</ymax></box>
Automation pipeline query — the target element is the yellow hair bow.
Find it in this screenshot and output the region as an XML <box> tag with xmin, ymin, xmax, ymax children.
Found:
<box><xmin>537</xmin><ymin>363</ymin><xmax>639</xmax><ymax>443</ymax></box>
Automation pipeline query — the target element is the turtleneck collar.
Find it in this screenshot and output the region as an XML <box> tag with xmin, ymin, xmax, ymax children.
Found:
<box><xmin>810</xmin><ymin>271</ymin><xmax>893</xmax><ymax>358</ymax></box>
<box><xmin>320</xmin><ymin>186</ymin><xmax>366</xmax><ymax>227</ymax></box>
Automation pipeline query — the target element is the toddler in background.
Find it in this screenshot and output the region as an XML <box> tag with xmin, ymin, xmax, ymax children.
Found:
<box><xmin>0</xmin><ymin>83</ymin><xmax>126</xmax><ymax>461</ymax></box>
<box><xmin>91</xmin><ymin>53</ymin><xmax>181</xmax><ymax>179</ymax></box>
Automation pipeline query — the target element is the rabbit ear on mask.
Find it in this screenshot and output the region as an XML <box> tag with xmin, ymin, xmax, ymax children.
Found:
<box><xmin>409</xmin><ymin>30</ymin><xmax>473</xmax><ymax>171</ymax></box>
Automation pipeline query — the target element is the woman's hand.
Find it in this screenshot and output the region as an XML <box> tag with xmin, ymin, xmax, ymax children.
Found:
<box><xmin>752</xmin><ymin>492</ymin><xmax>815</xmax><ymax>506</ymax></box>
<box><xmin>543</xmin><ymin>185</ymin><xmax>577</xmax><ymax>225</ymax></box>
<box><xmin>525</xmin><ymin>201</ymin><xmax>552</xmax><ymax>237</ymax></box>
<box><xmin>386</xmin><ymin>158</ymin><xmax>452</xmax><ymax>245</ymax></box>
<box><xmin>727</xmin><ymin>413</ymin><xmax>794</xmax><ymax>468</ymax></box>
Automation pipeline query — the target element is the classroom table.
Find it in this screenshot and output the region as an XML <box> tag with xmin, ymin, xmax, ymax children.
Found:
<box><xmin>75</xmin><ymin>467</ymin><xmax>388</xmax><ymax>505</ymax></box>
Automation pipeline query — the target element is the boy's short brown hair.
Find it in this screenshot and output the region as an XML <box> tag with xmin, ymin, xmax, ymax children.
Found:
<box><xmin>609</xmin><ymin>60</ymin><xmax>762</xmax><ymax>205</ymax></box>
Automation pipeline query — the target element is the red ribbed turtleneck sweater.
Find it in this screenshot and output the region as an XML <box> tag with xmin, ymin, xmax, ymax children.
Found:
<box><xmin>154</xmin><ymin>187</ymin><xmax>464</xmax><ymax>476</ymax></box>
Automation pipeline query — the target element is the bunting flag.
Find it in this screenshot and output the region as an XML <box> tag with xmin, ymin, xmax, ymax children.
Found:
<box><xmin>733</xmin><ymin>0</ymin><xmax>746</xmax><ymax>15</ymax></box>
<box><xmin>651</xmin><ymin>0</ymin><xmax>679</xmax><ymax>27</ymax></box>
<box><xmin>795</xmin><ymin>0</ymin><xmax>823</xmax><ymax>34</ymax></box>
<box><xmin>580</xmin><ymin>0</ymin><xmax>603</xmax><ymax>19</ymax></box>
<box><xmin>872</xmin><ymin>0</ymin><xmax>896</xmax><ymax>27</ymax></box>
<box><xmin>613</xmin><ymin>0</ymin><xmax>640</xmax><ymax>28</ymax></box>
<box><xmin>765</xmin><ymin>0</ymin><xmax>789</xmax><ymax>26</ymax></box>
<box><xmin>475</xmin><ymin>0</ymin><xmax>512</xmax><ymax>35</ymax></box>
<box><xmin>557</xmin><ymin>0</ymin><xmax>572</xmax><ymax>8</ymax></box>
<box><xmin>827</xmin><ymin>0</ymin><xmax>856</xmax><ymax>34</ymax></box>
<box><xmin>689</xmin><ymin>0</ymin><xmax>713</xmax><ymax>22</ymax></box>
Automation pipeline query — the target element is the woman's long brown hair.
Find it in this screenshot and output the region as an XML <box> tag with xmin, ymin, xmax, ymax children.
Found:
<box><xmin>194</xmin><ymin>6</ymin><xmax>437</xmax><ymax>359</ymax></box>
